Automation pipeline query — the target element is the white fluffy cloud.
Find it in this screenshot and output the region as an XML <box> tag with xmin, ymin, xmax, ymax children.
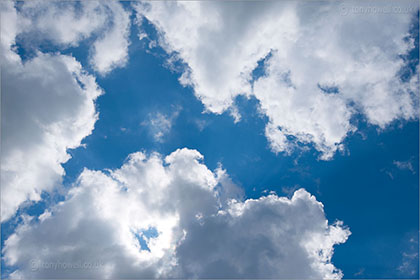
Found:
<box><xmin>0</xmin><ymin>1</ymin><xmax>103</xmax><ymax>220</ymax></box>
<box><xmin>0</xmin><ymin>0</ymin><xmax>132</xmax><ymax>221</ymax></box>
<box><xmin>14</xmin><ymin>1</ymin><xmax>106</xmax><ymax>46</ymax></box>
<box><xmin>134</xmin><ymin>0</ymin><xmax>419</xmax><ymax>159</ymax></box>
<box><xmin>10</xmin><ymin>0</ymin><xmax>131</xmax><ymax>75</ymax></box>
<box><xmin>3</xmin><ymin>148</ymin><xmax>350</xmax><ymax>279</ymax></box>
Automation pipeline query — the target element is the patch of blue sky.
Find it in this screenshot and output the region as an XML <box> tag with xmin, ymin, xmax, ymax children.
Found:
<box><xmin>317</xmin><ymin>83</ymin><xmax>340</xmax><ymax>94</ymax></box>
<box><xmin>134</xmin><ymin>227</ymin><xmax>159</xmax><ymax>252</ymax></box>
<box><xmin>250</xmin><ymin>50</ymin><xmax>273</xmax><ymax>83</ymax></box>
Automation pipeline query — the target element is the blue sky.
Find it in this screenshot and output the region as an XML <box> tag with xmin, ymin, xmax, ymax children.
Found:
<box><xmin>1</xmin><ymin>1</ymin><xmax>419</xmax><ymax>279</ymax></box>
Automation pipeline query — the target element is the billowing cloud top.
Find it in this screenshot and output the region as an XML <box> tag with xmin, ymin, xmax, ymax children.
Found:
<box><xmin>3</xmin><ymin>148</ymin><xmax>350</xmax><ymax>279</ymax></box>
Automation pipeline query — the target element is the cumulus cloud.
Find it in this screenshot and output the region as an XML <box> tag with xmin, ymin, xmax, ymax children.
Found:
<box><xmin>134</xmin><ymin>0</ymin><xmax>419</xmax><ymax>159</ymax></box>
<box><xmin>3</xmin><ymin>148</ymin><xmax>350</xmax><ymax>279</ymax></box>
<box><xmin>1</xmin><ymin>1</ymin><xmax>103</xmax><ymax>220</ymax></box>
<box><xmin>9</xmin><ymin>0</ymin><xmax>131</xmax><ymax>75</ymax></box>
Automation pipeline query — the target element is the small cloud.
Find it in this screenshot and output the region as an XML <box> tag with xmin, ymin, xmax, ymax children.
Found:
<box><xmin>383</xmin><ymin>158</ymin><xmax>416</xmax><ymax>179</ymax></box>
<box><xmin>195</xmin><ymin>119</ymin><xmax>209</xmax><ymax>132</ymax></box>
<box><xmin>281</xmin><ymin>185</ymin><xmax>300</xmax><ymax>197</ymax></box>
<box><xmin>398</xmin><ymin>252</ymin><xmax>419</xmax><ymax>276</ymax></box>
<box><xmin>393</xmin><ymin>159</ymin><xmax>415</xmax><ymax>174</ymax></box>
<box><xmin>229</xmin><ymin>106</ymin><xmax>241</xmax><ymax>123</ymax></box>
<box><xmin>354</xmin><ymin>268</ymin><xmax>365</xmax><ymax>276</ymax></box>
<box><xmin>385</xmin><ymin>170</ymin><xmax>394</xmax><ymax>180</ymax></box>
<box><xmin>142</xmin><ymin>108</ymin><xmax>181</xmax><ymax>143</ymax></box>
<box><xmin>397</xmin><ymin>233</ymin><xmax>419</xmax><ymax>276</ymax></box>
<box><xmin>138</xmin><ymin>32</ymin><xmax>148</xmax><ymax>41</ymax></box>
<box><xmin>148</xmin><ymin>40</ymin><xmax>157</xmax><ymax>49</ymax></box>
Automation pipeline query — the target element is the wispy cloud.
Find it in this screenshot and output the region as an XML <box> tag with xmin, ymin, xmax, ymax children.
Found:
<box><xmin>142</xmin><ymin>107</ymin><xmax>181</xmax><ymax>142</ymax></box>
<box><xmin>393</xmin><ymin>159</ymin><xmax>415</xmax><ymax>174</ymax></box>
<box><xmin>398</xmin><ymin>233</ymin><xmax>419</xmax><ymax>276</ymax></box>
